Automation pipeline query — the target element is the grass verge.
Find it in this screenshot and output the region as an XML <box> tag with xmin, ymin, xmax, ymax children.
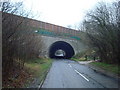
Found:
<box><xmin>71</xmin><ymin>57</ymin><xmax>88</xmax><ymax>61</ymax></box>
<box><xmin>23</xmin><ymin>58</ymin><xmax>53</xmax><ymax>87</ymax></box>
<box><xmin>90</xmin><ymin>62</ymin><xmax>120</xmax><ymax>76</ymax></box>
<box><xmin>2</xmin><ymin>58</ymin><xmax>52</xmax><ymax>88</ymax></box>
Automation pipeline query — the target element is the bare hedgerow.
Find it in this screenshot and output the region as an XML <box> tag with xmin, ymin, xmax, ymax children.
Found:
<box><xmin>1</xmin><ymin>1</ymin><xmax>43</xmax><ymax>85</ymax></box>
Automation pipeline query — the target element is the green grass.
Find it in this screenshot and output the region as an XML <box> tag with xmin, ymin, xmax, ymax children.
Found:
<box><xmin>24</xmin><ymin>58</ymin><xmax>53</xmax><ymax>87</ymax></box>
<box><xmin>71</xmin><ymin>50</ymin><xmax>94</xmax><ymax>61</ymax></box>
<box><xmin>71</xmin><ymin>57</ymin><xmax>87</xmax><ymax>61</ymax></box>
<box><xmin>90</xmin><ymin>62</ymin><xmax>120</xmax><ymax>76</ymax></box>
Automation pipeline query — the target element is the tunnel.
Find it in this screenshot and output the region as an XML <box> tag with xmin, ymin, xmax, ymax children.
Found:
<box><xmin>49</xmin><ymin>41</ymin><xmax>75</xmax><ymax>59</ymax></box>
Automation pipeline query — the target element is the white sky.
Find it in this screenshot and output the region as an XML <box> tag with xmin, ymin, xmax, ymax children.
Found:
<box><xmin>22</xmin><ymin>0</ymin><xmax>116</xmax><ymax>29</ymax></box>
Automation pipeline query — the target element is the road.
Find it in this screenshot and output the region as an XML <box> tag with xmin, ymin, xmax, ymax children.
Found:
<box><xmin>42</xmin><ymin>59</ymin><xmax>119</xmax><ymax>88</ymax></box>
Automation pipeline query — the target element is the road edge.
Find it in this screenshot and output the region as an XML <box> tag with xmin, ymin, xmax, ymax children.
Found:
<box><xmin>76</xmin><ymin>61</ymin><xmax>120</xmax><ymax>81</ymax></box>
<box><xmin>88</xmin><ymin>63</ymin><xmax>120</xmax><ymax>80</ymax></box>
<box><xmin>38</xmin><ymin>60</ymin><xmax>53</xmax><ymax>89</ymax></box>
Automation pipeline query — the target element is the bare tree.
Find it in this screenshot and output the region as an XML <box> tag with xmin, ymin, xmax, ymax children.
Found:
<box><xmin>82</xmin><ymin>1</ymin><xmax>120</xmax><ymax>64</ymax></box>
<box><xmin>1</xmin><ymin>1</ymin><xmax>43</xmax><ymax>87</ymax></box>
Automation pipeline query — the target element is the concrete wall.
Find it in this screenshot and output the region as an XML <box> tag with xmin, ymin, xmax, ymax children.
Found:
<box><xmin>39</xmin><ymin>35</ymin><xmax>88</xmax><ymax>58</ymax></box>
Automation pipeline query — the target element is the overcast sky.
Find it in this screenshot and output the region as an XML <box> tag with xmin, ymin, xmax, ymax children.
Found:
<box><xmin>22</xmin><ymin>0</ymin><xmax>115</xmax><ymax>29</ymax></box>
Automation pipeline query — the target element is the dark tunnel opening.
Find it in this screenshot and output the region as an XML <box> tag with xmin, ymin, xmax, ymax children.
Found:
<box><xmin>49</xmin><ymin>41</ymin><xmax>75</xmax><ymax>59</ymax></box>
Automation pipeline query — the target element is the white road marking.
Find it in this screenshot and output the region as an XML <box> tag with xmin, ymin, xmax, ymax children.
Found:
<box><xmin>74</xmin><ymin>70</ymin><xmax>89</xmax><ymax>82</ymax></box>
<box><xmin>68</xmin><ymin>64</ymin><xmax>89</xmax><ymax>82</ymax></box>
<box><xmin>68</xmin><ymin>64</ymin><xmax>72</xmax><ymax>67</ymax></box>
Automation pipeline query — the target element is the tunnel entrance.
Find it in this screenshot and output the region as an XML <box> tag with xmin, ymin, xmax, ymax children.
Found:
<box><xmin>49</xmin><ymin>41</ymin><xmax>75</xmax><ymax>59</ymax></box>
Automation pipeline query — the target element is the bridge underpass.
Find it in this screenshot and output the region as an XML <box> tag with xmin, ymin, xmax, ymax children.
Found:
<box><xmin>39</xmin><ymin>35</ymin><xmax>88</xmax><ymax>58</ymax></box>
<box><xmin>49</xmin><ymin>41</ymin><xmax>75</xmax><ymax>59</ymax></box>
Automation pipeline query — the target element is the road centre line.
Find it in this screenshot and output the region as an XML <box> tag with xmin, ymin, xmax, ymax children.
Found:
<box><xmin>74</xmin><ymin>70</ymin><xmax>89</xmax><ymax>82</ymax></box>
<box><xmin>68</xmin><ymin>64</ymin><xmax>72</xmax><ymax>67</ymax></box>
<box><xmin>68</xmin><ymin>64</ymin><xmax>89</xmax><ymax>82</ymax></box>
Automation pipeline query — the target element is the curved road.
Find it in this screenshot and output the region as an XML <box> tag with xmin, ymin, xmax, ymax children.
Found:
<box><xmin>42</xmin><ymin>59</ymin><xmax>119</xmax><ymax>88</ymax></box>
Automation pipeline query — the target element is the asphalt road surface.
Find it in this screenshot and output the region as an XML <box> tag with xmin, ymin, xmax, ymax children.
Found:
<box><xmin>42</xmin><ymin>59</ymin><xmax>119</xmax><ymax>88</ymax></box>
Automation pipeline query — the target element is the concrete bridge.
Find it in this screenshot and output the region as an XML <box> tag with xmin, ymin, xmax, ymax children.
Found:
<box><xmin>39</xmin><ymin>35</ymin><xmax>87</xmax><ymax>58</ymax></box>
<box><xmin>4</xmin><ymin>13</ymin><xmax>88</xmax><ymax>59</ymax></box>
<box><xmin>30</xmin><ymin>20</ymin><xmax>88</xmax><ymax>58</ymax></box>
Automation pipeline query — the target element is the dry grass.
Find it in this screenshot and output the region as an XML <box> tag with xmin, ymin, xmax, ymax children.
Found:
<box><xmin>3</xmin><ymin>58</ymin><xmax>52</xmax><ymax>88</ymax></box>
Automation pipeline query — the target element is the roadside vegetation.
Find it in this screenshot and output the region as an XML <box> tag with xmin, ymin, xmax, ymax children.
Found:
<box><xmin>3</xmin><ymin>58</ymin><xmax>52</xmax><ymax>88</ymax></box>
<box><xmin>90</xmin><ymin>62</ymin><xmax>120</xmax><ymax>76</ymax></box>
<box><xmin>80</xmin><ymin>1</ymin><xmax>120</xmax><ymax>64</ymax></box>
<box><xmin>24</xmin><ymin>58</ymin><xmax>52</xmax><ymax>88</ymax></box>
<box><xmin>71</xmin><ymin>57</ymin><xmax>87</xmax><ymax>61</ymax></box>
<box><xmin>71</xmin><ymin>49</ymin><xmax>98</xmax><ymax>61</ymax></box>
<box><xmin>1</xmin><ymin>1</ymin><xmax>51</xmax><ymax>88</ymax></box>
